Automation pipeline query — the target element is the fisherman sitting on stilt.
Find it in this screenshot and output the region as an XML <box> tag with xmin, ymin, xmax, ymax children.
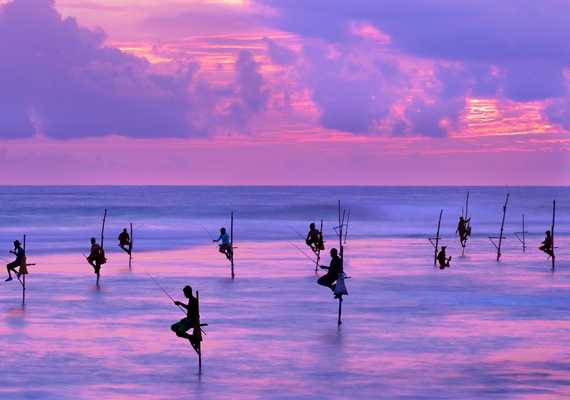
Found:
<box><xmin>86</xmin><ymin>237</ymin><xmax>106</xmax><ymax>276</ymax></box>
<box><xmin>318</xmin><ymin>248</ymin><xmax>343</xmax><ymax>298</ymax></box>
<box><xmin>457</xmin><ymin>216</ymin><xmax>471</xmax><ymax>247</ymax></box>
<box><xmin>306</xmin><ymin>223</ymin><xmax>324</xmax><ymax>254</ymax></box>
<box><xmin>437</xmin><ymin>246</ymin><xmax>451</xmax><ymax>269</ymax></box>
<box><xmin>5</xmin><ymin>240</ymin><xmax>25</xmax><ymax>282</ymax></box>
<box><xmin>118</xmin><ymin>228</ymin><xmax>131</xmax><ymax>255</ymax></box>
<box><xmin>213</xmin><ymin>227</ymin><xmax>232</xmax><ymax>260</ymax></box>
<box><xmin>171</xmin><ymin>285</ymin><xmax>201</xmax><ymax>352</ymax></box>
<box><xmin>539</xmin><ymin>230</ymin><xmax>554</xmax><ymax>259</ymax></box>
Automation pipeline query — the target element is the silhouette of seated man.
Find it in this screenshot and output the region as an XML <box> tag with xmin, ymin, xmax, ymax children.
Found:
<box><xmin>5</xmin><ymin>240</ymin><xmax>25</xmax><ymax>282</ymax></box>
<box><xmin>318</xmin><ymin>248</ymin><xmax>343</xmax><ymax>298</ymax></box>
<box><xmin>213</xmin><ymin>227</ymin><xmax>232</xmax><ymax>260</ymax></box>
<box><xmin>305</xmin><ymin>223</ymin><xmax>324</xmax><ymax>254</ymax></box>
<box><xmin>118</xmin><ymin>228</ymin><xmax>131</xmax><ymax>255</ymax></box>
<box><xmin>171</xmin><ymin>285</ymin><xmax>201</xmax><ymax>351</ymax></box>
<box><xmin>539</xmin><ymin>230</ymin><xmax>554</xmax><ymax>258</ymax></box>
<box><xmin>457</xmin><ymin>217</ymin><xmax>471</xmax><ymax>247</ymax></box>
<box><xmin>87</xmin><ymin>237</ymin><xmax>105</xmax><ymax>275</ymax></box>
<box><xmin>437</xmin><ymin>246</ymin><xmax>451</xmax><ymax>269</ymax></box>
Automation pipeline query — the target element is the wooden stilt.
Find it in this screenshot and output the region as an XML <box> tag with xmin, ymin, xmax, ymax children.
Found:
<box><xmin>550</xmin><ymin>200</ymin><xmax>556</xmax><ymax>271</ymax></box>
<box><xmin>315</xmin><ymin>219</ymin><xmax>323</xmax><ymax>272</ymax></box>
<box><xmin>230</xmin><ymin>212</ymin><xmax>234</xmax><ymax>279</ymax></box>
<box><xmin>98</xmin><ymin>209</ymin><xmax>107</xmax><ymax>285</ymax></box>
<box><xmin>101</xmin><ymin>209</ymin><xmax>107</xmax><ymax>249</ymax></box>
<box><xmin>337</xmin><ymin>200</ymin><xmax>345</xmax><ymax>326</ymax></box>
<box><xmin>461</xmin><ymin>192</ymin><xmax>470</xmax><ymax>256</ymax></box>
<box><xmin>197</xmin><ymin>290</ymin><xmax>202</xmax><ymax>374</ymax></box>
<box><xmin>343</xmin><ymin>210</ymin><xmax>350</xmax><ymax>245</ymax></box>
<box><xmin>429</xmin><ymin>210</ymin><xmax>443</xmax><ymax>267</ymax></box>
<box><xmin>129</xmin><ymin>222</ymin><xmax>133</xmax><ymax>270</ymax></box>
<box><xmin>338</xmin><ymin>201</ymin><xmax>344</xmax><ymax>257</ymax></box>
<box><xmin>514</xmin><ymin>214</ymin><xmax>527</xmax><ymax>252</ymax></box>
<box><xmin>489</xmin><ymin>194</ymin><xmax>509</xmax><ymax>261</ymax></box>
<box><xmin>497</xmin><ymin>194</ymin><xmax>509</xmax><ymax>261</ymax></box>
<box><xmin>198</xmin><ymin>346</ymin><xmax>202</xmax><ymax>374</ymax></box>
<box><xmin>522</xmin><ymin>214</ymin><xmax>526</xmax><ymax>252</ymax></box>
<box><xmin>22</xmin><ymin>234</ymin><xmax>26</xmax><ymax>305</ymax></box>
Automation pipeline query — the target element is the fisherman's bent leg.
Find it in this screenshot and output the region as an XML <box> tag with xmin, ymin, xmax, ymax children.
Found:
<box><xmin>318</xmin><ymin>275</ymin><xmax>335</xmax><ymax>291</ymax></box>
<box><xmin>171</xmin><ymin>318</ymin><xmax>194</xmax><ymax>338</ymax></box>
<box><xmin>539</xmin><ymin>245</ymin><xmax>553</xmax><ymax>254</ymax></box>
<box><xmin>170</xmin><ymin>321</ymin><xmax>182</xmax><ymax>333</ymax></box>
<box><xmin>6</xmin><ymin>261</ymin><xmax>19</xmax><ymax>280</ymax></box>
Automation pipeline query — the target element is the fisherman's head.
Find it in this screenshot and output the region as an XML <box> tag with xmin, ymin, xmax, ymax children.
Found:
<box><xmin>459</xmin><ymin>217</ymin><xmax>464</xmax><ymax>221</ymax></box>
<box><xmin>330</xmin><ymin>248</ymin><xmax>338</xmax><ymax>257</ymax></box>
<box><xmin>546</xmin><ymin>230</ymin><xmax>551</xmax><ymax>235</ymax></box>
<box><xmin>441</xmin><ymin>246</ymin><xmax>447</xmax><ymax>251</ymax></box>
<box><xmin>183</xmin><ymin>285</ymin><xmax>193</xmax><ymax>298</ymax></box>
<box><xmin>220</xmin><ymin>227</ymin><xmax>226</xmax><ymax>234</ymax></box>
<box><xmin>90</xmin><ymin>237</ymin><xmax>96</xmax><ymax>244</ymax></box>
<box><xmin>123</xmin><ymin>228</ymin><xmax>128</xmax><ymax>233</ymax></box>
<box><xmin>310</xmin><ymin>223</ymin><xmax>316</xmax><ymax>230</ymax></box>
<box><xmin>13</xmin><ymin>240</ymin><xmax>21</xmax><ymax>248</ymax></box>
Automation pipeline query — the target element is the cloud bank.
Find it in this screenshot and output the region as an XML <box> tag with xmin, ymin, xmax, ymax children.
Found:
<box><xmin>257</xmin><ymin>0</ymin><xmax>570</xmax><ymax>136</ymax></box>
<box><xmin>0</xmin><ymin>0</ymin><xmax>269</xmax><ymax>139</ymax></box>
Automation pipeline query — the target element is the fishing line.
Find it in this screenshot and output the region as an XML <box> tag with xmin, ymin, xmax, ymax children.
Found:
<box><xmin>288</xmin><ymin>226</ymin><xmax>306</xmax><ymax>241</ymax></box>
<box><xmin>288</xmin><ymin>241</ymin><xmax>317</xmax><ymax>264</ymax></box>
<box><xmin>200</xmin><ymin>224</ymin><xmax>220</xmax><ymax>250</ymax></box>
<box><xmin>143</xmin><ymin>269</ymin><xmax>186</xmax><ymax>313</ymax></box>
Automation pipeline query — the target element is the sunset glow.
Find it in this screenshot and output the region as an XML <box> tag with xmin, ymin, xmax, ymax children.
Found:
<box><xmin>0</xmin><ymin>0</ymin><xmax>567</xmax><ymax>184</ymax></box>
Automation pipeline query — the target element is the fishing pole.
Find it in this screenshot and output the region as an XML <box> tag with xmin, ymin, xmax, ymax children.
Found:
<box><xmin>288</xmin><ymin>226</ymin><xmax>306</xmax><ymax>241</ymax></box>
<box><xmin>143</xmin><ymin>270</ymin><xmax>186</xmax><ymax>313</ymax></box>
<box><xmin>200</xmin><ymin>224</ymin><xmax>215</xmax><ymax>241</ymax></box>
<box><xmin>288</xmin><ymin>241</ymin><xmax>317</xmax><ymax>264</ymax></box>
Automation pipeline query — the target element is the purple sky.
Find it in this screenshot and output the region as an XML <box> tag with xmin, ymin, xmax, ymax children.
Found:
<box><xmin>0</xmin><ymin>0</ymin><xmax>568</xmax><ymax>184</ymax></box>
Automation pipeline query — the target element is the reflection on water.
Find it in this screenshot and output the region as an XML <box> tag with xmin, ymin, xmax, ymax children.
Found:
<box><xmin>0</xmin><ymin>237</ymin><xmax>569</xmax><ymax>399</ymax></box>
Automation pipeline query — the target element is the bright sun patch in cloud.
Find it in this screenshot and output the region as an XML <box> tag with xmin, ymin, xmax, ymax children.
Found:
<box><xmin>460</xmin><ymin>98</ymin><xmax>559</xmax><ymax>137</ymax></box>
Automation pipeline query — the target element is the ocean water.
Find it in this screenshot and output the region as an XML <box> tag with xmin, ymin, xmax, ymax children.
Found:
<box><xmin>0</xmin><ymin>186</ymin><xmax>569</xmax><ymax>399</ymax></box>
<box><xmin>0</xmin><ymin>186</ymin><xmax>567</xmax><ymax>255</ymax></box>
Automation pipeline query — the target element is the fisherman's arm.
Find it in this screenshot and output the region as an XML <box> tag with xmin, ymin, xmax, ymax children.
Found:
<box><xmin>174</xmin><ymin>301</ymin><xmax>189</xmax><ymax>309</ymax></box>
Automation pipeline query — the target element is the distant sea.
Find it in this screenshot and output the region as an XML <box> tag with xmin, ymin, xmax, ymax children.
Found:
<box><xmin>0</xmin><ymin>186</ymin><xmax>567</xmax><ymax>255</ymax></box>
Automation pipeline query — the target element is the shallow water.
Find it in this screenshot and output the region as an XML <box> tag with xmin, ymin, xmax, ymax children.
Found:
<box><xmin>1</xmin><ymin>230</ymin><xmax>570</xmax><ymax>399</ymax></box>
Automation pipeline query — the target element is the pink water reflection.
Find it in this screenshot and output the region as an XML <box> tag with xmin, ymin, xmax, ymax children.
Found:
<box><xmin>1</xmin><ymin>237</ymin><xmax>570</xmax><ymax>398</ymax></box>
